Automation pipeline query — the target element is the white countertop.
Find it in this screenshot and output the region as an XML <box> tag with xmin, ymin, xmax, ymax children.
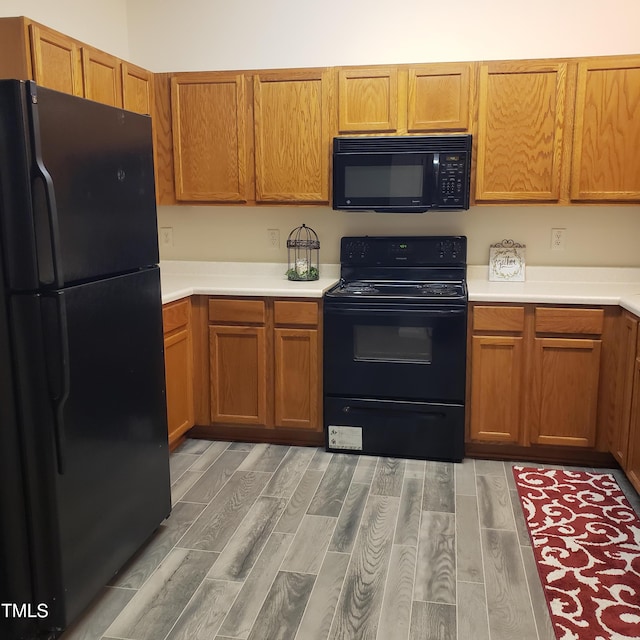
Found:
<box><xmin>160</xmin><ymin>260</ymin><xmax>340</xmax><ymax>304</ymax></box>
<box><xmin>160</xmin><ymin>261</ymin><xmax>640</xmax><ymax>316</ymax></box>
<box><xmin>468</xmin><ymin>266</ymin><xmax>640</xmax><ymax>315</ymax></box>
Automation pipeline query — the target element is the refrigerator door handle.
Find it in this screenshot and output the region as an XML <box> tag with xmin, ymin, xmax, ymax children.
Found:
<box><xmin>42</xmin><ymin>292</ymin><xmax>70</xmax><ymax>474</ymax></box>
<box><xmin>27</xmin><ymin>81</ymin><xmax>63</xmax><ymax>289</ymax></box>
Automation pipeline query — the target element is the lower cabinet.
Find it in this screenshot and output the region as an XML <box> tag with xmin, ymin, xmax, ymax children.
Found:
<box><xmin>470</xmin><ymin>306</ymin><xmax>525</xmax><ymax>443</ymax></box>
<box><xmin>209</xmin><ymin>299</ymin><xmax>268</xmax><ymax>426</ymax></box>
<box><xmin>611</xmin><ymin>312</ymin><xmax>639</xmax><ymax>466</ymax></box>
<box><xmin>203</xmin><ymin>297</ymin><xmax>323</xmax><ymax>443</ymax></box>
<box><xmin>468</xmin><ymin>303</ymin><xmax>612</xmax><ymax>462</ymax></box>
<box><xmin>162</xmin><ymin>299</ymin><xmax>195</xmax><ymax>449</ymax></box>
<box><xmin>626</xmin><ymin>351</ymin><xmax>640</xmax><ymax>492</ymax></box>
<box><xmin>529</xmin><ymin>336</ymin><xmax>601</xmax><ymax>447</ymax></box>
<box><xmin>273</xmin><ymin>300</ymin><xmax>320</xmax><ymax>430</ymax></box>
<box><xmin>617</xmin><ymin>312</ymin><xmax>640</xmax><ymax>492</ymax></box>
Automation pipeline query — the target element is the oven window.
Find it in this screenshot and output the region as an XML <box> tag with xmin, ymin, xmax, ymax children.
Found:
<box><xmin>354</xmin><ymin>325</ymin><xmax>432</xmax><ymax>363</ymax></box>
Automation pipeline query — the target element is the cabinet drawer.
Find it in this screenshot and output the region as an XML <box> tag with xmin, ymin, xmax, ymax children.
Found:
<box><xmin>209</xmin><ymin>298</ymin><xmax>266</xmax><ymax>324</ymax></box>
<box><xmin>163</xmin><ymin>298</ymin><xmax>190</xmax><ymax>334</ymax></box>
<box><xmin>274</xmin><ymin>300</ymin><xmax>319</xmax><ymax>326</ymax></box>
<box><xmin>472</xmin><ymin>306</ymin><xmax>525</xmax><ymax>332</ymax></box>
<box><xmin>535</xmin><ymin>307</ymin><xmax>604</xmax><ymax>335</ymax></box>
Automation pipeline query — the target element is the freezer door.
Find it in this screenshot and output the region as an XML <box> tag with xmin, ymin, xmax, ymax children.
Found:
<box><xmin>0</xmin><ymin>264</ymin><xmax>36</xmax><ymax>640</ymax></box>
<box><xmin>0</xmin><ymin>80</ymin><xmax>158</xmax><ymax>291</ymax></box>
<box><xmin>10</xmin><ymin>267</ymin><xmax>170</xmax><ymax>632</ymax></box>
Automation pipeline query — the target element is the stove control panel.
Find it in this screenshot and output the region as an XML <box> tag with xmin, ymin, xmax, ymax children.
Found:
<box><xmin>341</xmin><ymin>236</ymin><xmax>466</xmax><ymax>266</ymax></box>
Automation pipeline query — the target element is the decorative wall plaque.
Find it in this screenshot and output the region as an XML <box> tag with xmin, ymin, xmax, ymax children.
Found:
<box><xmin>489</xmin><ymin>239</ymin><xmax>526</xmax><ymax>281</ymax></box>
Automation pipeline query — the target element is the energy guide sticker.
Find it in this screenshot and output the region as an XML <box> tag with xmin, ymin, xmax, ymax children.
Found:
<box><xmin>328</xmin><ymin>426</ymin><xmax>362</xmax><ymax>450</ymax></box>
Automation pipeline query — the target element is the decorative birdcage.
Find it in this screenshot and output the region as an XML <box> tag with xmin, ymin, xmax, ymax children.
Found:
<box><xmin>286</xmin><ymin>224</ymin><xmax>320</xmax><ymax>281</ymax></box>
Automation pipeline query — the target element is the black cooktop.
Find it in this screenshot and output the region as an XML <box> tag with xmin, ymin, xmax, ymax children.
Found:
<box><xmin>329</xmin><ymin>279</ymin><xmax>466</xmax><ymax>300</ymax></box>
<box><xmin>326</xmin><ymin>236</ymin><xmax>468</xmax><ymax>304</ymax></box>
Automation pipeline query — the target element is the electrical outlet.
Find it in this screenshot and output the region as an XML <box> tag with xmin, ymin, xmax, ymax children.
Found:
<box><xmin>160</xmin><ymin>227</ymin><xmax>173</xmax><ymax>248</ymax></box>
<box><xmin>551</xmin><ymin>228</ymin><xmax>566</xmax><ymax>251</ymax></box>
<box><xmin>267</xmin><ymin>229</ymin><xmax>280</xmax><ymax>248</ymax></box>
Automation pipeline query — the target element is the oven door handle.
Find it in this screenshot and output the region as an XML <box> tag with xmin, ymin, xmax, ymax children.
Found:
<box><xmin>324</xmin><ymin>305</ymin><xmax>466</xmax><ymax>316</ymax></box>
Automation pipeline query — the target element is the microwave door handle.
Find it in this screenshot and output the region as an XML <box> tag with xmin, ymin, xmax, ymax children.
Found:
<box><xmin>431</xmin><ymin>153</ymin><xmax>441</xmax><ymax>203</ymax></box>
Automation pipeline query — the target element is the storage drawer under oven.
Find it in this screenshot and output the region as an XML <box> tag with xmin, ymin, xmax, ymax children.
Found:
<box><xmin>325</xmin><ymin>397</ymin><xmax>464</xmax><ymax>462</ymax></box>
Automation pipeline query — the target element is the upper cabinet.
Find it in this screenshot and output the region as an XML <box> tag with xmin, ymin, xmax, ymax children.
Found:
<box><xmin>475</xmin><ymin>60</ymin><xmax>569</xmax><ymax>202</ymax></box>
<box><xmin>570</xmin><ymin>56</ymin><xmax>640</xmax><ymax>202</ymax></box>
<box><xmin>170</xmin><ymin>72</ymin><xmax>250</xmax><ymax>202</ymax></box>
<box><xmin>338</xmin><ymin>67</ymin><xmax>398</xmax><ymax>133</ymax></box>
<box><xmin>122</xmin><ymin>62</ymin><xmax>154</xmax><ymax>115</ymax></box>
<box><xmin>336</xmin><ymin>62</ymin><xmax>473</xmax><ymax>135</ymax></box>
<box><xmin>253</xmin><ymin>68</ymin><xmax>333</xmax><ymax>203</ymax></box>
<box><xmin>407</xmin><ymin>63</ymin><xmax>472</xmax><ymax>132</ymax></box>
<box><xmin>30</xmin><ymin>23</ymin><xmax>83</xmax><ymax>96</ymax></box>
<box><xmin>3</xmin><ymin>16</ymin><xmax>639</xmax><ymax>209</ymax></box>
<box><xmin>0</xmin><ymin>17</ymin><xmax>151</xmax><ymax>113</ymax></box>
<box><xmin>81</xmin><ymin>46</ymin><xmax>122</xmax><ymax>107</ymax></box>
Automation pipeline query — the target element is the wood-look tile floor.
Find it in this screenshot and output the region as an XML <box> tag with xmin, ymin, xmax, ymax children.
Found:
<box><xmin>61</xmin><ymin>440</ymin><xmax>640</xmax><ymax>640</ymax></box>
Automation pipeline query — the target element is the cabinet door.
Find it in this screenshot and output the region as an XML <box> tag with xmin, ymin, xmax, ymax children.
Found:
<box><xmin>407</xmin><ymin>63</ymin><xmax>472</xmax><ymax>132</ymax></box>
<box><xmin>163</xmin><ymin>300</ymin><xmax>194</xmax><ymax>448</ymax></box>
<box><xmin>571</xmin><ymin>56</ymin><xmax>640</xmax><ymax>202</ymax></box>
<box><xmin>209</xmin><ymin>325</ymin><xmax>267</xmax><ymax>426</ymax></box>
<box><xmin>30</xmin><ymin>23</ymin><xmax>83</xmax><ymax>96</ymax></box>
<box><xmin>470</xmin><ymin>335</ymin><xmax>523</xmax><ymax>443</ymax></box>
<box><xmin>530</xmin><ymin>338</ymin><xmax>601</xmax><ymax>447</ymax></box>
<box><xmin>475</xmin><ymin>61</ymin><xmax>567</xmax><ymax>201</ymax></box>
<box><xmin>611</xmin><ymin>313</ymin><xmax>638</xmax><ymax>466</ymax></box>
<box><xmin>122</xmin><ymin>62</ymin><xmax>154</xmax><ymax>115</ymax></box>
<box><xmin>338</xmin><ymin>67</ymin><xmax>398</xmax><ymax>133</ymax></box>
<box><xmin>81</xmin><ymin>46</ymin><xmax>122</xmax><ymax>107</ymax></box>
<box><xmin>164</xmin><ymin>328</ymin><xmax>194</xmax><ymax>447</ymax></box>
<box><xmin>274</xmin><ymin>328</ymin><xmax>319</xmax><ymax>430</ymax></box>
<box><xmin>253</xmin><ymin>69</ymin><xmax>332</xmax><ymax>203</ymax></box>
<box><xmin>171</xmin><ymin>72</ymin><xmax>248</xmax><ymax>202</ymax></box>
<box><xmin>625</xmin><ymin>356</ymin><xmax>640</xmax><ymax>493</ymax></box>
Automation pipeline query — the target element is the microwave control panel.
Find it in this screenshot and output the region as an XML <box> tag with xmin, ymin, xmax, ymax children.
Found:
<box><xmin>437</xmin><ymin>154</ymin><xmax>469</xmax><ymax>207</ymax></box>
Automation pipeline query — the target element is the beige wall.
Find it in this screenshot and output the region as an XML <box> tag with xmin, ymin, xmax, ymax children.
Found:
<box><xmin>0</xmin><ymin>0</ymin><xmax>130</xmax><ymax>59</ymax></box>
<box><xmin>126</xmin><ymin>0</ymin><xmax>640</xmax><ymax>72</ymax></box>
<box><xmin>157</xmin><ymin>204</ymin><xmax>640</xmax><ymax>267</ymax></box>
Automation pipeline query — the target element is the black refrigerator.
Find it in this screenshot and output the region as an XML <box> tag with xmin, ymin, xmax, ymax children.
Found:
<box><xmin>0</xmin><ymin>80</ymin><xmax>171</xmax><ymax>640</ymax></box>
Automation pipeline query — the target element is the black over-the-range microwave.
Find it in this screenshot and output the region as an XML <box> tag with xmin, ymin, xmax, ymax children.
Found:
<box><xmin>332</xmin><ymin>134</ymin><xmax>472</xmax><ymax>213</ymax></box>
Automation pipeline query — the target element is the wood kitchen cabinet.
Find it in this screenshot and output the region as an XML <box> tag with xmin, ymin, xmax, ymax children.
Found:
<box><xmin>163</xmin><ymin>299</ymin><xmax>195</xmax><ymax>449</ymax></box>
<box><xmin>475</xmin><ymin>60</ymin><xmax>570</xmax><ymax>202</ymax></box>
<box><xmin>170</xmin><ymin>72</ymin><xmax>250</xmax><ymax>202</ymax></box>
<box><xmin>467</xmin><ymin>303</ymin><xmax>616</xmax><ymax>464</ymax></box>
<box><xmin>0</xmin><ymin>17</ymin><xmax>152</xmax><ymax>111</ymax></box>
<box><xmin>195</xmin><ymin>296</ymin><xmax>323</xmax><ymax>445</ymax></box>
<box><xmin>253</xmin><ymin>68</ymin><xmax>333</xmax><ymax>203</ymax></box>
<box><xmin>29</xmin><ymin>22</ymin><xmax>83</xmax><ymax>96</ymax></box>
<box><xmin>336</xmin><ymin>62</ymin><xmax>473</xmax><ymax>134</ymax></box>
<box><xmin>612</xmin><ymin>310</ymin><xmax>640</xmax><ymax>494</ymax></box>
<box><xmin>624</xmin><ymin>328</ymin><xmax>640</xmax><ymax>493</ymax></box>
<box><xmin>208</xmin><ymin>298</ymin><xmax>268</xmax><ymax>426</ymax></box>
<box><xmin>273</xmin><ymin>300</ymin><xmax>321</xmax><ymax>430</ymax></box>
<box><xmin>570</xmin><ymin>56</ymin><xmax>640</xmax><ymax>202</ymax></box>
<box><xmin>407</xmin><ymin>63</ymin><xmax>473</xmax><ymax>132</ymax></box>
<box><xmin>610</xmin><ymin>312</ymin><xmax>638</xmax><ymax>466</ymax></box>
<box><xmin>529</xmin><ymin>308</ymin><xmax>603</xmax><ymax>447</ymax></box>
<box><xmin>122</xmin><ymin>62</ymin><xmax>154</xmax><ymax>115</ymax></box>
<box><xmin>337</xmin><ymin>67</ymin><xmax>399</xmax><ymax>133</ymax></box>
<box><xmin>469</xmin><ymin>305</ymin><xmax>525</xmax><ymax>443</ymax></box>
<box><xmin>81</xmin><ymin>46</ymin><xmax>122</xmax><ymax>107</ymax></box>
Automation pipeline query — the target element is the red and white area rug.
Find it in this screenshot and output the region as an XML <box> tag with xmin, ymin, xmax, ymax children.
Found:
<box><xmin>513</xmin><ymin>466</ymin><xmax>640</xmax><ymax>640</ymax></box>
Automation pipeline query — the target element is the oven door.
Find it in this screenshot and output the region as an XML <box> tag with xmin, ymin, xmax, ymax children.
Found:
<box><xmin>323</xmin><ymin>302</ymin><xmax>466</xmax><ymax>402</ymax></box>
